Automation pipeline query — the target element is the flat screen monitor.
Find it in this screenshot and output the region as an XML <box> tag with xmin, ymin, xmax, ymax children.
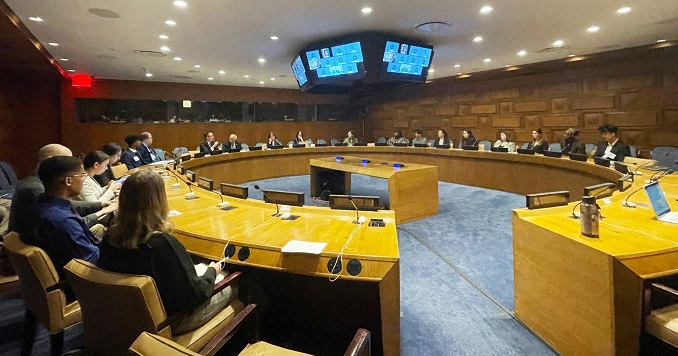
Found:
<box><xmin>381</xmin><ymin>40</ymin><xmax>434</xmax><ymax>82</ymax></box>
<box><xmin>305</xmin><ymin>41</ymin><xmax>366</xmax><ymax>84</ymax></box>
<box><xmin>220</xmin><ymin>183</ymin><xmax>248</xmax><ymax>199</ymax></box>
<box><xmin>593</xmin><ymin>157</ymin><xmax>611</xmax><ymax>167</ymax></box>
<box><xmin>290</xmin><ymin>55</ymin><xmax>309</xmax><ymax>89</ymax></box>
<box><xmin>262</xmin><ymin>190</ymin><xmax>305</xmax><ymax>207</ymax></box>
<box><xmin>329</xmin><ymin>195</ymin><xmax>381</xmax><ymax>211</ymax></box>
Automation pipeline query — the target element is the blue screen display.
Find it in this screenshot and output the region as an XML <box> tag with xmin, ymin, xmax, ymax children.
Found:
<box><xmin>383</xmin><ymin>41</ymin><xmax>432</xmax><ymax>75</ymax></box>
<box><xmin>645</xmin><ymin>182</ymin><xmax>671</xmax><ymax>217</ymax></box>
<box><xmin>291</xmin><ymin>55</ymin><xmax>308</xmax><ymax>87</ymax></box>
<box><xmin>305</xmin><ymin>41</ymin><xmax>364</xmax><ymax>78</ymax></box>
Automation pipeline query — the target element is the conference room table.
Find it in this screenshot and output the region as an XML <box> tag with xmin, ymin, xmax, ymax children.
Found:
<box><xmin>148</xmin><ymin>145</ymin><xmax>673</xmax><ymax>355</ymax></box>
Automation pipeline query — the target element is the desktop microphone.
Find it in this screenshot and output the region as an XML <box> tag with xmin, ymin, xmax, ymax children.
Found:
<box><xmin>254</xmin><ymin>184</ymin><xmax>281</xmax><ymax>217</ymax></box>
<box><xmin>192</xmin><ymin>181</ymin><xmax>225</xmax><ymax>204</ymax></box>
<box><xmin>651</xmin><ymin>168</ymin><xmax>675</xmax><ymax>182</ymax></box>
<box><xmin>164</xmin><ymin>167</ymin><xmax>179</xmax><ymax>184</ymax></box>
<box><xmin>162</xmin><ymin>150</ymin><xmax>174</xmax><ymax>160</ymax></box>
<box><xmin>472</xmin><ymin>139</ymin><xmax>478</xmax><ymax>147</ymax></box>
<box><xmin>347</xmin><ymin>196</ymin><xmax>363</xmax><ymax>224</ymax></box>
<box><xmin>623</xmin><ymin>186</ymin><xmax>645</xmax><ymax>208</ymax></box>
<box><xmin>165</xmin><ymin>167</ymin><xmax>192</xmax><ymax>193</ymax></box>
<box><xmin>629</xmin><ymin>160</ymin><xmax>654</xmax><ymax>175</ymax></box>
<box><xmin>559</xmin><ymin>143</ymin><xmax>571</xmax><ymax>153</ymax></box>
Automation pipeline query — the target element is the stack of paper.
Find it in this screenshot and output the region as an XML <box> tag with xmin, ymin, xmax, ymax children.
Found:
<box><xmin>194</xmin><ymin>263</ymin><xmax>225</xmax><ymax>284</ymax></box>
<box><xmin>281</xmin><ymin>240</ymin><xmax>327</xmax><ymax>255</ymax></box>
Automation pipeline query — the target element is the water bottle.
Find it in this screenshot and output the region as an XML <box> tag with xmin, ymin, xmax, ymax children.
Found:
<box><xmin>580</xmin><ymin>196</ymin><xmax>600</xmax><ymax>238</ymax></box>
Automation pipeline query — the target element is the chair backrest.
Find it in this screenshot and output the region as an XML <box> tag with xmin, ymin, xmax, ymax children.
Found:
<box><xmin>172</xmin><ymin>147</ymin><xmax>189</xmax><ymax>158</ymax></box>
<box><xmin>64</xmin><ymin>259</ymin><xmax>170</xmax><ymax>355</ymax></box>
<box><xmin>154</xmin><ymin>148</ymin><xmax>165</xmax><ymax>160</ymax></box>
<box><xmin>3</xmin><ymin>232</ymin><xmax>68</xmax><ymax>332</ymax></box>
<box><xmin>521</xmin><ymin>142</ymin><xmax>530</xmax><ymax>149</ymax></box>
<box><xmin>330</xmin><ymin>139</ymin><xmax>339</xmax><ymax>146</ymax></box>
<box><xmin>651</xmin><ymin>146</ymin><xmax>678</xmax><ymax>169</ymax></box>
<box><xmin>629</xmin><ymin>145</ymin><xmax>638</xmax><ymax>158</ymax></box>
<box><xmin>376</xmin><ymin>137</ymin><xmax>386</xmax><ymax>144</ymax></box>
<box><xmin>427</xmin><ymin>139</ymin><xmax>434</xmax><ymax>147</ymax></box>
<box><xmin>548</xmin><ymin>143</ymin><xmax>562</xmax><ymax>152</ymax></box>
<box><xmin>0</xmin><ymin>161</ymin><xmax>19</xmax><ymax>186</ymax></box>
<box><xmin>287</xmin><ymin>140</ymin><xmax>295</xmax><ymax>146</ymax></box>
<box><xmin>317</xmin><ymin>139</ymin><xmax>327</xmax><ymax>144</ymax></box>
<box><xmin>479</xmin><ymin>140</ymin><xmax>491</xmax><ymax>151</ymax></box>
<box><xmin>241</xmin><ymin>143</ymin><xmax>249</xmax><ymax>151</ymax></box>
<box><xmin>255</xmin><ymin>142</ymin><xmax>264</xmax><ymax>147</ymax></box>
<box><xmin>110</xmin><ymin>163</ymin><xmax>129</xmax><ymax>179</ymax></box>
<box><xmin>130</xmin><ymin>332</ymin><xmax>200</xmax><ymax>356</ymax></box>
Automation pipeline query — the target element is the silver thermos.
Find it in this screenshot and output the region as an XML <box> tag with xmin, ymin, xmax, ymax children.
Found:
<box><xmin>580</xmin><ymin>196</ymin><xmax>600</xmax><ymax>238</ymax></box>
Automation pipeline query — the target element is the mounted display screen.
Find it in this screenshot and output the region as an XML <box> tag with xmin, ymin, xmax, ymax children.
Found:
<box><xmin>381</xmin><ymin>40</ymin><xmax>434</xmax><ymax>81</ymax></box>
<box><xmin>304</xmin><ymin>41</ymin><xmax>366</xmax><ymax>82</ymax></box>
<box><xmin>291</xmin><ymin>55</ymin><xmax>309</xmax><ymax>88</ymax></box>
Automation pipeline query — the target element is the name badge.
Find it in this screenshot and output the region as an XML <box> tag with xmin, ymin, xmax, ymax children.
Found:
<box><xmin>133</xmin><ymin>156</ymin><xmax>140</xmax><ymax>161</ymax></box>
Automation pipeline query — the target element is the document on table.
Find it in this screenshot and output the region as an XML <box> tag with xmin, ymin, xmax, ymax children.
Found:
<box><xmin>281</xmin><ymin>240</ymin><xmax>327</xmax><ymax>255</ymax></box>
<box><xmin>194</xmin><ymin>263</ymin><xmax>225</xmax><ymax>284</ymax></box>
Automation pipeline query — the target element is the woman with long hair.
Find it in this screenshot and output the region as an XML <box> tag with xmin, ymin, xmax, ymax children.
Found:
<box><xmin>432</xmin><ymin>129</ymin><xmax>451</xmax><ymax>148</ymax></box>
<box><xmin>97</xmin><ymin>170</ymin><xmax>235</xmax><ymax>334</ymax></box>
<box><xmin>75</xmin><ymin>151</ymin><xmax>120</xmax><ymax>202</ymax></box>
<box><xmin>494</xmin><ymin>132</ymin><xmax>516</xmax><ymax>152</ymax></box>
<box><xmin>527</xmin><ymin>128</ymin><xmax>549</xmax><ymax>153</ymax></box>
<box><xmin>460</xmin><ymin>129</ymin><xmax>477</xmax><ymax>147</ymax></box>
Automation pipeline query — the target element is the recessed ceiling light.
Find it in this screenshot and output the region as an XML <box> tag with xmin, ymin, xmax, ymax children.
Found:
<box><xmin>165</xmin><ymin>20</ymin><xmax>176</xmax><ymax>26</ymax></box>
<box><xmin>361</xmin><ymin>7</ymin><xmax>372</xmax><ymax>14</ymax></box>
<box><xmin>244</xmin><ymin>75</ymin><xmax>249</xmax><ymax>78</ymax></box>
<box><xmin>270</xmin><ymin>36</ymin><xmax>279</xmax><ymax>40</ymax></box>
<box><xmin>68</xmin><ymin>69</ymin><xmax>75</xmax><ymax>72</ymax></box>
<box><xmin>145</xmin><ymin>73</ymin><xmax>153</xmax><ymax>77</ymax></box>
<box><xmin>505</xmin><ymin>65</ymin><xmax>511</xmax><ymax>67</ymax></box>
<box><xmin>60</xmin><ymin>58</ymin><xmax>69</xmax><ymax>61</ymax></box>
<box><xmin>259</xmin><ymin>81</ymin><xmax>265</xmax><ymax>84</ymax></box>
<box><xmin>479</xmin><ymin>6</ymin><xmax>493</xmax><ymax>14</ymax></box>
<box><xmin>218</xmin><ymin>70</ymin><xmax>225</xmax><ymax>74</ymax></box>
<box><xmin>483</xmin><ymin>58</ymin><xmax>491</xmax><ymax>63</ymax></box>
<box><xmin>194</xmin><ymin>64</ymin><xmax>201</xmax><ymax>68</ymax></box>
<box><xmin>174</xmin><ymin>1</ymin><xmax>187</xmax><ymax>7</ymax></box>
<box><xmin>428</xmin><ymin>69</ymin><xmax>434</xmax><ymax>73</ymax></box>
<box><xmin>258</xmin><ymin>58</ymin><xmax>266</xmax><ymax>64</ymax></box>
<box><xmin>48</xmin><ymin>42</ymin><xmax>59</xmax><ymax>47</ymax></box>
<box><xmin>657</xmin><ymin>39</ymin><xmax>667</xmax><ymax>43</ymax></box>
<box><xmin>517</xmin><ymin>50</ymin><xmax>527</xmax><ymax>56</ymax></box>
<box><xmin>174</xmin><ymin>56</ymin><xmax>182</xmax><ymax>61</ymax></box>
<box><xmin>616</xmin><ymin>7</ymin><xmax>631</xmax><ymax>14</ymax></box>
<box><xmin>456</xmin><ymin>72</ymin><xmax>463</xmax><ymax>75</ymax></box>
<box><xmin>28</xmin><ymin>16</ymin><xmax>43</xmax><ymax>22</ymax></box>
<box><xmin>553</xmin><ymin>40</ymin><xmax>564</xmax><ymax>47</ymax></box>
<box><xmin>159</xmin><ymin>35</ymin><xmax>169</xmax><ymax>40</ymax></box>
<box><xmin>453</xmin><ymin>64</ymin><xmax>461</xmax><ymax>68</ymax></box>
<box><xmin>160</xmin><ymin>46</ymin><xmax>170</xmax><ymax>52</ymax></box>
<box><xmin>568</xmin><ymin>54</ymin><xmax>576</xmax><ymax>57</ymax></box>
<box><xmin>587</xmin><ymin>26</ymin><xmax>600</xmax><ymax>33</ymax></box>
<box><xmin>208</xmin><ymin>77</ymin><xmax>214</xmax><ymax>81</ymax></box>
<box><xmin>473</xmin><ymin>36</ymin><xmax>483</xmax><ymax>43</ymax></box>
<box><xmin>270</xmin><ymin>77</ymin><xmax>276</xmax><ymax>80</ymax></box>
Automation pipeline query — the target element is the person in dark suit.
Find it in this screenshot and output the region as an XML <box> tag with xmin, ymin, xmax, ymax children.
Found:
<box><xmin>526</xmin><ymin>128</ymin><xmax>549</xmax><ymax>153</ymax></box>
<box><xmin>460</xmin><ymin>129</ymin><xmax>477</xmax><ymax>147</ymax></box>
<box><xmin>120</xmin><ymin>135</ymin><xmax>143</xmax><ymax>169</ymax></box>
<box><xmin>138</xmin><ymin>132</ymin><xmax>161</xmax><ymax>164</ymax></box>
<box><xmin>432</xmin><ymin>129</ymin><xmax>451</xmax><ymax>148</ymax></box>
<box><xmin>594</xmin><ymin>124</ymin><xmax>630</xmax><ymax>161</ymax></box>
<box><xmin>560</xmin><ymin>128</ymin><xmax>586</xmax><ymax>155</ymax></box>
<box><xmin>199</xmin><ymin>131</ymin><xmax>220</xmax><ymax>154</ymax></box>
<box><xmin>225</xmin><ymin>134</ymin><xmax>242</xmax><ymax>151</ymax></box>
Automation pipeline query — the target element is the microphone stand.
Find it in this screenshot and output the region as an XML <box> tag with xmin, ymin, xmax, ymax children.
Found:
<box><xmin>347</xmin><ymin>196</ymin><xmax>362</xmax><ymax>224</ymax></box>
<box><xmin>651</xmin><ymin>168</ymin><xmax>675</xmax><ymax>182</ymax></box>
<box><xmin>254</xmin><ymin>185</ymin><xmax>281</xmax><ymax>216</ymax></box>
<box><xmin>165</xmin><ymin>167</ymin><xmax>193</xmax><ymax>193</ymax></box>
<box><xmin>623</xmin><ymin>186</ymin><xmax>645</xmax><ymax>208</ymax></box>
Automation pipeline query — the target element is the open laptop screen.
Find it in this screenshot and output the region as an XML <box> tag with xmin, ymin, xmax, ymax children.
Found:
<box><xmin>645</xmin><ymin>182</ymin><xmax>671</xmax><ymax>217</ymax></box>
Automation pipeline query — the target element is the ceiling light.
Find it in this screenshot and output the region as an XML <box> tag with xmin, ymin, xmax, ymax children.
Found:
<box><xmin>194</xmin><ymin>64</ymin><xmax>201</xmax><ymax>68</ymax></box>
<box><xmin>68</xmin><ymin>69</ymin><xmax>75</xmax><ymax>72</ymax></box>
<box><xmin>505</xmin><ymin>65</ymin><xmax>511</xmax><ymax>67</ymax></box>
<box><xmin>473</xmin><ymin>36</ymin><xmax>483</xmax><ymax>43</ymax></box>
<box><xmin>48</xmin><ymin>42</ymin><xmax>59</xmax><ymax>47</ymax></box>
<box><xmin>616</xmin><ymin>7</ymin><xmax>631</xmax><ymax>14</ymax></box>
<box><xmin>173</xmin><ymin>1</ymin><xmax>187</xmax><ymax>7</ymax></box>
<box><xmin>517</xmin><ymin>50</ymin><xmax>527</xmax><ymax>56</ymax></box>
<box><xmin>165</xmin><ymin>20</ymin><xmax>176</xmax><ymax>26</ymax></box>
<box><xmin>270</xmin><ymin>35</ymin><xmax>279</xmax><ymax>40</ymax></box>
<box><xmin>218</xmin><ymin>70</ymin><xmax>225</xmax><ymax>74</ymax></box>
<box><xmin>270</xmin><ymin>77</ymin><xmax>276</xmax><ymax>80</ymax></box>
<box><xmin>145</xmin><ymin>73</ymin><xmax>153</xmax><ymax>77</ymax></box>
<box><xmin>657</xmin><ymin>39</ymin><xmax>667</xmax><ymax>43</ymax></box>
<box><xmin>553</xmin><ymin>40</ymin><xmax>564</xmax><ymax>47</ymax></box>
<box><xmin>259</xmin><ymin>81</ymin><xmax>265</xmax><ymax>84</ymax></box>
<box><xmin>456</xmin><ymin>72</ymin><xmax>463</xmax><ymax>75</ymax></box>
<box><xmin>483</xmin><ymin>58</ymin><xmax>491</xmax><ymax>63</ymax></box>
<box><xmin>361</xmin><ymin>7</ymin><xmax>372</xmax><ymax>14</ymax></box>
<box><xmin>453</xmin><ymin>64</ymin><xmax>461</xmax><ymax>68</ymax></box>
<box><xmin>428</xmin><ymin>69</ymin><xmax>434</xmax><ymax>73</ymax></box>
<box><xmin>587</xmin><ymin>26</ymin><xmax>600</xmax><ymax>33</ymax></box>
<box><xmin>258</xmin><ymin>58</ymin><xmax>266</xmax><ymax>64</ymax></box>
<box><xmin>479</xmin><ymin>6</ymin><xmax>493</xmax><ymax>14</ymax></box>
<box><xmin>160</xmin><ymin>46</ymin><xmax>170</xmax><ymax>52</ymax></box>
<box><xmin>173</xmin><ymin>56</ymin><xmax>182</xmax><ymax>61</ymax></box>
<box><xmin>568</xmin><ymin>54</ymin><xmax>576</xmax><ymax>57</ymax></box>
<box><xmin>208</xmin><ymin>77</ymin><xmax>214</xmax><ymax>81</ymax></box>
<box><xmin>28</xmin><ymin>16</ymin><xmax>43</xmax><ymax>22</ymax></box>
<box><xmin>244</xmin><ymin>75</ymin><xmax>249</xmax><ymax>78</ymax></box>
<box><xmin>159</xmin><ymin>35</ymin><xmax>169</xmax><ymax>40</ymax></box>
<box><xmin>60</xmin><ymin>58</ymin><xmax>69</xmax><ymax>61</ymax></box>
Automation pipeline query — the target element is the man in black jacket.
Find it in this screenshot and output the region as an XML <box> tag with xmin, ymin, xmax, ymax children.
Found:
<box><xmin>139</xmin><ymin>131</ymin><xmax>161</xmax><ymax>163</ymax></box>
<box><xmin>594</xmin><ymin>124</ymin><xmax>631</xmax><ymax>162</ymax></box>
<box><xmin>225</xmin><ymin>133</ymin><xmax>243</xmax><ymax>152</ymax></box>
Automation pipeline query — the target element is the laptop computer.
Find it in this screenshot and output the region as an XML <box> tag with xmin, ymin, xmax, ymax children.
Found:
<box><xmin>249</xmin><ymin>146</ymin><xmax>262</xmax><ymax>151</ymax></box>
<box><xmin>292</xmin><ymin>144</ymin><xmax>306</xmax><ymax>148</ymax></box>
<box><xmin>375</xmin><ymin>142</ymin><xmax>388</xmax><ymax>147</ymax></box>
<box><xmin>462</xmin><ymin>145</ymin><xmax>479</xmax><ymax>151</ymax></box>
<box><xmin>491</xmin><ymin>147</ymin><xmax>508</xmax><ymax>152</ymax></box>
<box><xmin>543</xmin><ymin>151</ymin><xmax>563</xmax><ymax>158</ymax></box>
<box><xmin>314</xmin><ymin>143</ymin><xmax>327</xmax><ymax>147</ymax></box>
<box><xmin>393</xmin><ymin>142</ymin><xmax>408</xmax><ymax>147</ymax></box>
<box><xmin>269</xmin><ymin>145</ymin><xmax>284</xmax><ymax>150</ymax></box>
<box><xmin>569</xmin><ymin>153</ymin><xmax>587</xmax><ymax>162</ymax></box>
<box><xmin>413</xmin><ymin>143</ymin><xmax>428</xmax><ymax>148</ymax></box>
<box><xmin>593</xmin><ymin>157</ymin><xmax>611</xmax><ymax>167</ymax></box>
<box><xmin>644</xmin><ymin>181</ymin><xmax>678</xmax><ymax>224</ymax></box>
<box><xmin>333</xmin><ymin>142</ymin><xmax>348</xmax><ymax>147</ymax></box>
<box><xmin>435</xmin><ymin>144</ymin><xmax>451</xmax><ymax>149</ymax></box>
<box><xmin>517</xmin><ymin>148</ymin><xmax>535</xmax><ymax>155</ymax></box>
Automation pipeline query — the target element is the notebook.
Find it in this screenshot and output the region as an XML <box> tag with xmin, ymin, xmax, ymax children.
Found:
<box><xmin>644</xmin><ymin>181</ymin><xmax>678</xmax><ymax>224</ymax></box>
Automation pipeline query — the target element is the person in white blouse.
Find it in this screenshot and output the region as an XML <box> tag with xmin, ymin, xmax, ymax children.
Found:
<box><xmin>74</xmin><ymin>151</ymin><xmax>121</xmax><ymax>203</ymax></box>
<box><xmin>494</xmin><ymin>132</ymin><xmax>516</xmax><ymax>152</ymax></box>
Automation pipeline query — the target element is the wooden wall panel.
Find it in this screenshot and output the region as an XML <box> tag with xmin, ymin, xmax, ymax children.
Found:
<box><xmin>542</xmin><ymin>115</ymin><xmax>579</xmax><ymax>127</ymax></box>
<box><xmin>492</xmin><ymin>117</ymin><xmax>521</xmax><ymax>128</ymax></box>
<box><xmin>470</xmin><ymin>104</ymin><xmax>497</xmax><ymax>114</ymax></box>
<box><xmin>515</xmin><ymin>101</ymin><xmax>548</xmax><ymax>113</ymax></box>
<box><xmin>607</xmin><ymin>112</ymin><xmax>657</xmax><ymax>127</ymax></box>
<box><xmin>572</xmin><ymin>97</ymin><xmax>616</xmax><ymax>110</ymax></box>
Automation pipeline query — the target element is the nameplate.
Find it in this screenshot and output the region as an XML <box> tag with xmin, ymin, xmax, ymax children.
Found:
<box><xmin>198</xmin><ymin>177</ymin><xmax>213</xmax><ymax>190</ymax></box>
<box><xmin>186</xmin><ymin>170</ymin><xmax>196</xmax><ymax>182</ymax></box>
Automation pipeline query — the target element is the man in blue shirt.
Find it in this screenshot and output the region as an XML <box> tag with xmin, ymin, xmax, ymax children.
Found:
<box><xmin>25</xmin><ymin>156</ymin><xmax>100</xmax><ymax>273</ymax></box>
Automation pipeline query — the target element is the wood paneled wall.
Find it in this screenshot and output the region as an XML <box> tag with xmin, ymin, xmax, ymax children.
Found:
<box><xmin>365</xmin><ymin>46</ymin><xmax>678</xmax><ymax>155</ymax></box>
<box><xmin>60</xmin><ymin>79</ymin><xmax>356</xmax><ymax>154</ymax></box>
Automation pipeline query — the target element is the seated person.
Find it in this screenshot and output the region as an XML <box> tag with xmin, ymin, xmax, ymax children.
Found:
<box><xmin>460</xmin><ymin>129</ymin><xmax>477</xmax><ymax>147</ymax></box>
<box><xmin>94</xmin><ymin>143</ymin><xmax>122</xmax><ymax>186</ymax></box>
<box><xmin>120</xmin><ymin>134</ymin><xmax>144</xmax><ymax>169</ymax></box>
<box><xmin>526</xmin><ymin>128</ymin><xmax>549</xmax><ymax>153</ymax></box>
<box><xmin>494</xmin><ymin>132</ymin><xmax>516</xmax><ymax>151</ymax></box>
<box><xmin>411</xmin><ymin>129</ymin><xmax>427</xmax><ymax>146</ymax></box>
<box><xmin>74</xmin><ymin>151</ymin><xmax>121</xmax><ymax>203</ymax></box>
<box><xmin>225</xmin><ymin>134</ymin><xmax>243</xmax><ymax>151</ymax></box>
<box><xmin>25</xmin><ymin>156</ymin><xmax>102</xmax><ymax>273</ymax></box>
<box><xmin>343</xmin><ymin>130</ymin><xmax>358</xmax><ymax>146</ymax></box>
<box><xmin>97</xmin><ymin>170</ymin><xmax>235</xmax><ymax>334</ymax></box>
<box><xmin>0</xmin><ymin>205</ymin><xmax>8</xmax><ymax>236</ymax></box>
<box><xmin>387</xmin><ymin>130</ymin><xmax>409</xmax><ymax>146</ymax></box>
<box><xmin>199</xmin><ymin>131</ymin><xmax>220</xmax><ymax>154</ymax></box>
<box><xmin>432</xmin><ymin>129</ymin><xmax>451</xmax><ymax>148</ymax></box>
<box><xmin>267</xmin><ymin>132</ymin><xmax>282</xmax><ymax>147</ymax></box>
<box><xmin>9</xmin><ymin>144</ymin><xmax>117</xmax><ymax>242</ymax></box>
<box><xmin>594</xmin><ymin>124</ymin><xmax>630</xmax><ymax>161</ymax></box>
<box><xmin>293</xmin><ymin>130</ymin><xmax>306</xmax><ymax>145</ymax></box>
<box><xmin>561</xmin><ymin>128</ymin><xmax>586</xmax><ymax>155</ymax></box>
<box><xmin>139</xmin><ymin>132</ymin><xmax>161</xmax><ymax>164</ymax></box>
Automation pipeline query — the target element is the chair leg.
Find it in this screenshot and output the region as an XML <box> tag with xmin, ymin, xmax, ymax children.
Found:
<box><xmin>50</xmin><ymin>330</ymin><xmax>64</xmax><ymax>356</ymax></box>
<box><xmin>20</xmin><ymin>310</ymin><xmax>37</xmax><ymax>356</ymax></box>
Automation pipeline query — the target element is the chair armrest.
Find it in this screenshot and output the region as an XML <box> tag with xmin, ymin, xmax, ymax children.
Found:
<box><xmin>213</xmin><ymin>271</ymin><xmax>240</xmax><ymax>295</ymax></box>
<box><xmin>648</xmin><ymin>283</ymin><xmax>678</xmax><ymax>311</ymax></box>
<box><xmin>650</xmin><ymin>283</ymin><xmax>678</xmax><ymax>301</ymax></box>
<box><xmin>344</xmin><ymin>328</ymin><xmax>371</xmax><ymax>356</ymax></box>
<box><xmin>45</xmin><ymin>281</ymin><xmax>70</xmax><ymax>293</ymax></box>
<box><xmin>198</xmin><ymin>303</ymin><xmax>257</xmax><ymax>356</ymax></box>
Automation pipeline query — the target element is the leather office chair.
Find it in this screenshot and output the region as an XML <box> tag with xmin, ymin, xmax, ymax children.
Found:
<box><xmin>651</xmin><ymin>146</ymin><xmax>678</xmax><ymax>170</ymax></box>
<box><xmin>644</xmin><ymin>282</ymin><xmax>678</xmax><ymax>349</ymax></box>
<box><xmin>548</xmin><ymin>143</ymin><xmax>562</xmax><ymax>152</ymax></box>
<box><xmin>330</xmin><ymin>139</ymin><xmax>339</xmax><ymax>146</ymax></box>
<box><xmin>110</xmin><ymin>163</ymin><xmax>129</xmax><ymax>179</ymax></box>
<box><xmin>376</xmin><ymin>137</ymin><xmax>386</xmax><ymax>144</ymax></box>
<box><xmin>478</xmin><ymin>140</ymin><xmax>491</xmax><ymax>151</ymax></box>
<box><xmin>3</xmin><ymin>232</ymin><xmax>82</xmax><ymax>356</ymax></box>
<box><xmin>129</xmin><ymin>328</ymin><xmax>372</xmax><ymax>356</ymax></box>
<box><xmin>64</xmin><ymin>259</ymin><xmax>253</xmax><ymax>356</ymax></box>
